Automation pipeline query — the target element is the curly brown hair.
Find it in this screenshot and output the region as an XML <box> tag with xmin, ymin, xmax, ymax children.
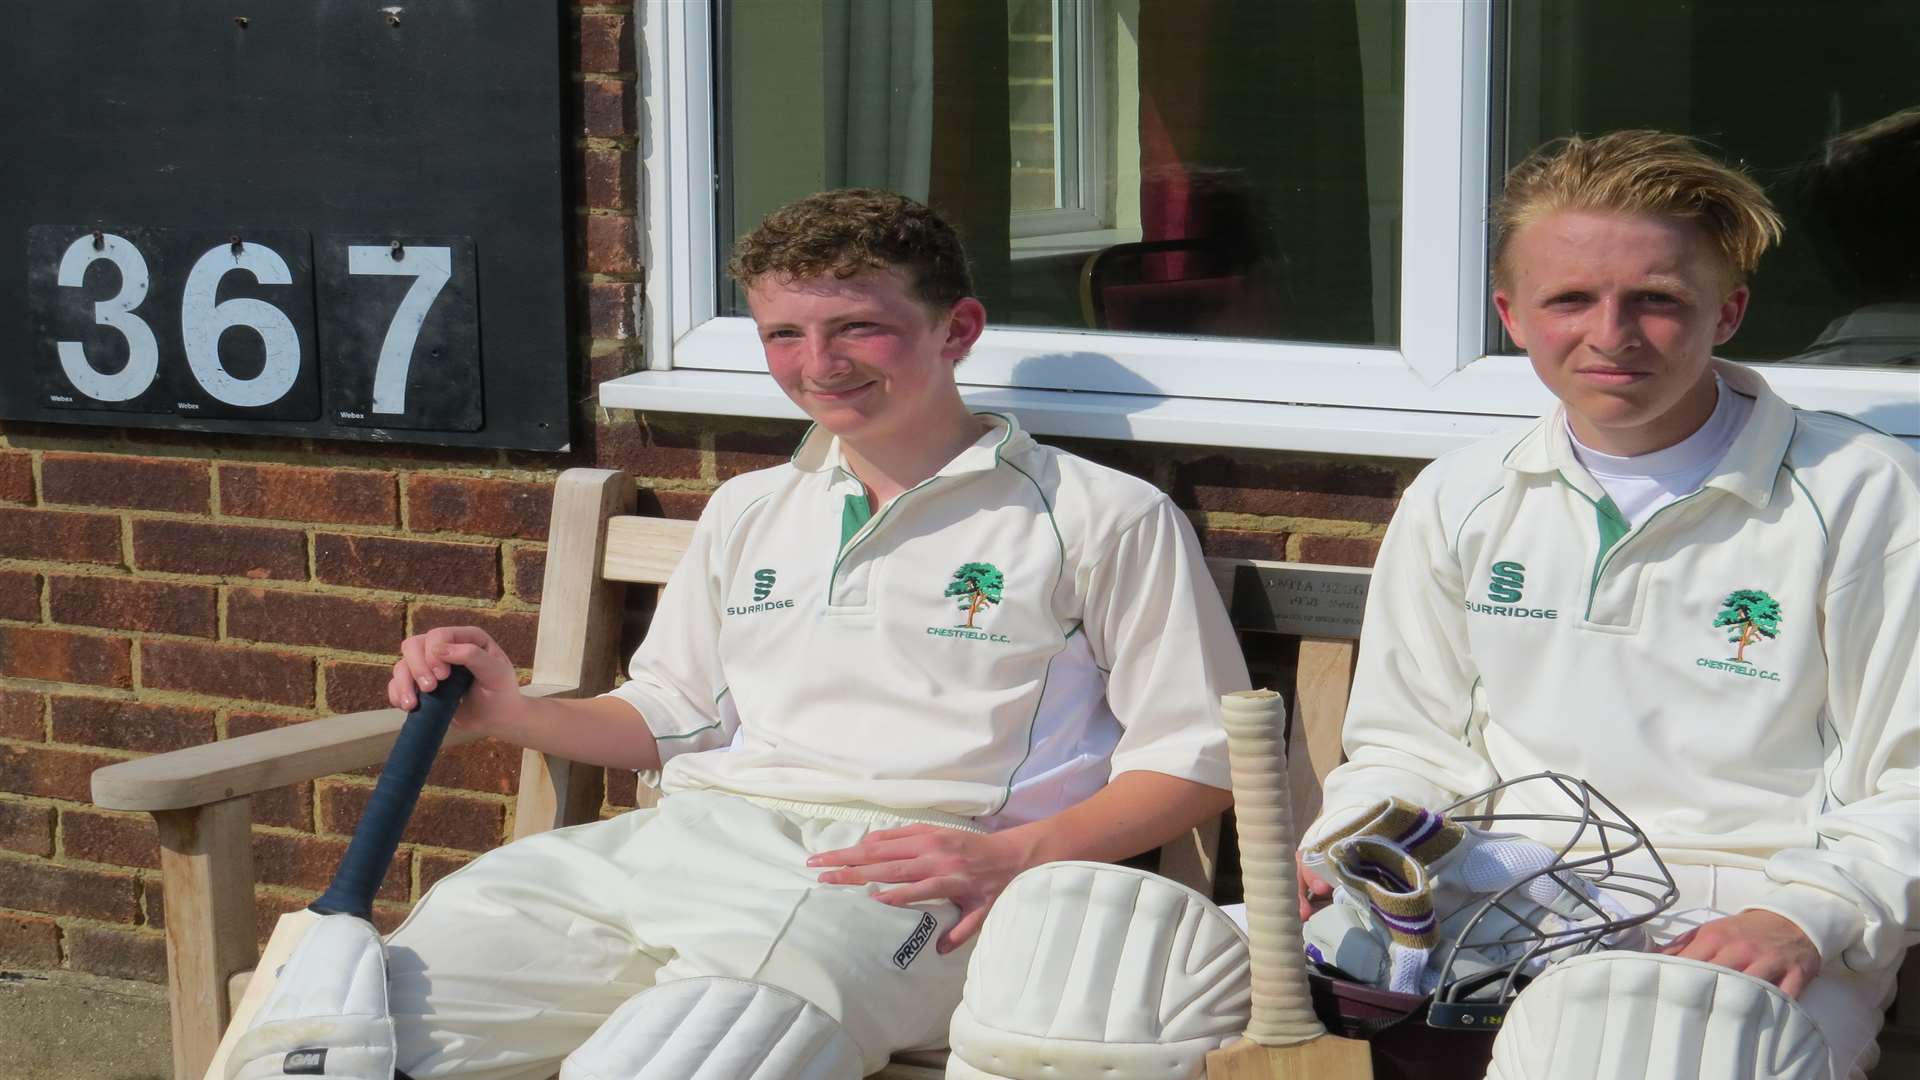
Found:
<box><xmin>1493</xmin><ymin>131</ymin><xmax>1783</xmax><ymax>288</ymax></box>
<box><xmin>727</xmin><ymin>188</ymin><xmax>974</xmax><ymax>309</ymax></box>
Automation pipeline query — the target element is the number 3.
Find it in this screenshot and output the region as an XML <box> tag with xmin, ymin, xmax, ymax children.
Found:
<box><xmin>55</xmin><ymin>233</ymin><xmax>161</xmax><ymax>402</ymax></box>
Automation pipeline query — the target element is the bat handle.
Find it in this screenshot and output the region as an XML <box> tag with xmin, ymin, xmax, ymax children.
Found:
<box><xmin>1221</xmin><ymin>689</ymin><xmax>1327</xmax><ymax>1047</ymax></box>
<box><xmin>310</xmin><ymin>666</ymin><xmax>474</xmax><ymax>919</ymax></box>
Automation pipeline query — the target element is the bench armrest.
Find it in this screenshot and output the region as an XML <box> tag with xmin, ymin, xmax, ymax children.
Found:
<box><xmin>91</xmin><ymin>682</ymin><xmax>580</xmax><ymax>812</ymax></box>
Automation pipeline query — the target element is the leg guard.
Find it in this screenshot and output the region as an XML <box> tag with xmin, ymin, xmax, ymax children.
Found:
<box><xmin>558</xmin><ymin>976</ymin><xmax>862</xmax><ymax>1080</ymax></box>
<box><xmin>1483</xmin><ymin>952</ymin><xmax>1832</xmax><ymax>1080</ymax></box>
<box><xmin>226</xmin><ymin>913</ymin><xmax>396</xmax><ymax>1080</ymax></box>
<box><xmin>945</xmin><ymin>861</ymin><xmax>1249</xmax><ymax>1080</ymax></box>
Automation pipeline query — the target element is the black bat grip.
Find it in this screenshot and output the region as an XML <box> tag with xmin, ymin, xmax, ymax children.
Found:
<box><xmin>310</xmin><ymin>665</ymin><xmax>474</xmax><ymax>919</ymax></box>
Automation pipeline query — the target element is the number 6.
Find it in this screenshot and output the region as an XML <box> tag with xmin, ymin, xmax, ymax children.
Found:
<box><xmin>181</xmin><ymin>243</ymin><xmax>303</xmax><ymax>406</ymax></box>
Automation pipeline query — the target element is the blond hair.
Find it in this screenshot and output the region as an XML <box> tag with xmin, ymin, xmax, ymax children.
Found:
<box><xmin>728</xmin><ymin>188</ymin><xmax>973</xmax><ymax>309</ymax></box>
<box><xmin>1493</xmin><ymin>131</ymin><xmax>1783</xmax><ymax>288</ymax></box>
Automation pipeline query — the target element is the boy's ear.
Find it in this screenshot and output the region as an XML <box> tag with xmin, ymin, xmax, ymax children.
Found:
<box><xmin>1492</xmin><ymin>289</ymin><xmax>1527</xmax><ymax>350</ymax></box>
<box><xmin>942</xmin><ymin>297</ymin><xmax>989</xmax><ymax>361</ymax></box>
<box><xmin>1713</xmin><ymin>284</ymin><xmax>1751</xmax><ymax>346</ymax></box>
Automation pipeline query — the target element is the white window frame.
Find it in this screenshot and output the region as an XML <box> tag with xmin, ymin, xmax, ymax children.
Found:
<box><xmin>1008</xmin><ymin>0</ymin><xmax>1112</xmax><ymax>240</ymax></box>
<box><xmin>607</xmin><ymin>0</ymin><xmax>1920</xmax><ymax>459</ymax></box>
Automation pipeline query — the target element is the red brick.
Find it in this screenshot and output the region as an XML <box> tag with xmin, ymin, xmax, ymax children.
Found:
<box><xmin>638</xmin><ymin>489</ymin><xmax>709</xmax><ymax>521</ymax></box>
<box><xmin>423</xmin><ymin>738</ymin><xmax>523</xmax><ymax>796</ymax></box>
<box><xmin>417</xmin><ymin>850</ymin><xmax>476</xmax><ymax>894</ymax></box>
<box><xmin>714</xmin><ymin>420</ymin><xmax>807</xmax><ymax>480</ymax></box>
<box><xmin>64</xmin><ymin>924</ymin><xmax>167</xmax><ymax>983</ymax></box>
<box><xmin>314</xmin><ymin>533</ymin><xmax>499</xmax><ymax>599</ymax></box>
<box><xmin>133</xmin><ymin>518</ymin><xmax>308</xmax><ymax>580</ymax></box>
<box><xmin>48</xmin><ymin>575</ymin><xmax>217</xmax><ymax>637</ymax></box>
<box><xmin>0</xmin><ymin>857</ymin><xmax>140</xmax><ymax>921</ymax></box>
<box><xmin>510</xmin><ymin>547</ymin><xmax>547</xmax><ymax>603</ymax></box>
<box><xmin>1192</xmin><ymin>527</ymin><xmax>1290</xmax><ymax>562</ymax></box>
<box><xmin>246</xmin><ymin>888</ymin><xmax>417</xmax><ymax>944</ymax></box>
<box><xmin>598</xmin><ymin>415</ymin><xmax>703</xmax><ymax>481</ymax></box>
<box><xmin>580</xmin><ymin>78</ymin><xmax>635</xmax><ymax>138</ymax></box>
<box><xmin>252</xmin><ymin>781</ymin><xmax>314</xmax><ymax>832</ymax></box>
<box><xmin>219</xmin><ymin>463</ymin><xmax>398</xmax><ymax>526</ymax></box>
<box><xmin>0</xmin><ymin>506</ymin><xmax>122</xmax><ymax>564</ymax></box>
<box><xmin>577</xmin><ymin>11</ymin><xmax>633</xmax><ymax>73</ymax></box>
<box><xmin>0</xmin><ymin>744</ymin><xmax>121</xmax><ymax>802</ymax></box>
<box><xmin>605</xmin><ymin>767</ymin><xmax>638</xmax><ymax>808</ymax></box>
<box><xmin>1046</xmin><ymin>437</ymin><xmax>1171</xmax><ymax>486</ymax></box>
<box><xmin>0</xmin><ymin>450</ymin><xmax>32</xmax><ymax>504</ymax></box>
<box><xmin>0</xmin><ymin>688</ymin><xmax>41</xmax><ymax>740</ymax></box>
<box><xmin>1175</xmin><ymin>456</ymin><xmax>1402</xmax><ymax>524</ymax></box>
<box><xmin>410</xmin><ymin>605</ymin><xmax>539</xmax><ymax>664</ymax></box>
<box><xmin>61</xmin><ymin>807</ymin><xmax>158</xmax><ymax>869</ymax></box>
<box><xmin>0</xmin><ymin>569</ymin><xmax>40</xmax><ymax>620</ymax></box>
<box><xmin>580</xmin><ymin>145</ymin><xmax>636</xmax><ymax>211</ymax></box>
<box><xmin>322</xmin><ymin>660</ymin><xmax>397</xmax><ymax>714</ymax></box>
<box><xmin>406</xmin><ymin>475</ymin><xmax>554</xmax><ymax>541</ymax></box>
<box><xmin>0</xmin><ymin>801</ymin><xmax>53</xmax><ymax>856</ymax></box>
<box><xmin>225</xmin><ymin>710</ymin><xmax>311</xmax><ymax>738</ymax></box>
<box><xmin>50</xmin><ymin>696</ymin><xmax>217</xmax><ymax>754</ymax></box>
<box><xmin>0</xmin><ymin>911</ymin><xmax>60</xmax><ymax>968</ymax></box>
<box><xmin>583</xmin><ymin>214</ymin><xmax>639</xmax><ymax>274</ymax></box>
<box><xmin>1295</xmin><ymin>535</ymin><xmax>1383</xmax><ymax>568</ymax></box>
<box><xmin>318</xmin><ymin>782</ymin><xmax>505</xmax><ymax>852</ymax></box>
<box><xmin>228</xmin><ymin>589</ymin><xmax>403</xmax><ymax>653</ymax></box>
<box><xmin>253</xmin><ymin>830</ymin><xmax>410</xmax><ymax>902</ymax></box>
<box><xmin>585</xmin><ymin>281</ymin><xmax>637</xmax><ymax>339</ymax></box>
<box><xmin>41</xmin><ymin>453</ymin><xmax>209</xmax><ymax>512</ymax></box>
<box><xmin>142</xmin><ymin>640</ymin><xmax>314</xmax><ymax>707</ymax></box>
<box><xmin>0</xmin><ymin>627</ymin><xmax>131</xmax><ymax>687</ymax></box>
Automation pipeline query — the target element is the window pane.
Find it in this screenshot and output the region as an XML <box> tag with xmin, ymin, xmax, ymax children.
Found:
<box><xmin>720</xmin><ymin>0</ymin><xmax>1403</xmax><ymax>347</ymax></box>
<box><xmin>1503</xmin><ymin>0</ymin><xmax>1919</xmax><ymax>367</ymax></box>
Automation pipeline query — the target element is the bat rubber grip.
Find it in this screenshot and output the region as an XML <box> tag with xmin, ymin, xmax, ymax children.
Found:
<box><xmin>310</xmin><ymin>666</ymin><xmax>474</xmax><ymax>919</ymax></box>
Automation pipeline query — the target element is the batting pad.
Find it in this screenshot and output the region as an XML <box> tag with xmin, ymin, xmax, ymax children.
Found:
<box><xmin>558</xmin><ymin>976</ymin><xmax>862</xmax><ymax>1080</ymax></box>
<box><xmin>226</xmin><ymin>913</ymin><xmax>395</xmax><ymax>1079</ymax></box>
<box><xmin>1483</xmin><ymin>952</ymin><xmax>1831</xmax><ymax>1080</ymax></box>
<box><xmin>946</xmin><ymin>861</ymin><xmax>1249</xmax><ymax>1080</ymax></box>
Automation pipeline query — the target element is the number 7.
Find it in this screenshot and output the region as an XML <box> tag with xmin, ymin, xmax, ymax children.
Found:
<box><xmin>346</xmin><ymin>245</ymin><xmax>453</xmax><ymax>414</ymax></box>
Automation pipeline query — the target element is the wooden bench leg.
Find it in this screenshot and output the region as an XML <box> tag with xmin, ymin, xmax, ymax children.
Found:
<box><xmin>155</xmin><ymin>798</ymin><xmax>260</xmax><ymax>1080</ymax></box>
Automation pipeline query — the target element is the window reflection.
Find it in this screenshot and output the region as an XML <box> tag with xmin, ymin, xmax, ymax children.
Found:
<box><xmin>722</xmin><ymin>0</ymin><xmax>1403</xmax><ymax>347</ymax></box>
<box><xmin>1504</xmin><ymin>0</ymin><xmax>1918</xmax><ymax>367</ymax></box>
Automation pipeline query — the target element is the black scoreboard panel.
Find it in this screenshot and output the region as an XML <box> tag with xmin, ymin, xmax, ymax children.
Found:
<box><xmin>0</xmin><ymin>3</ymin><xmax>571</xmax><ymax>451</ymax></box>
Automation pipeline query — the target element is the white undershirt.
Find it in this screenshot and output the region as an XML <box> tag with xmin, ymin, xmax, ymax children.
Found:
<box><xmin>1568</xmin><ymin>376</ymin><xmax>1755</xmax><ymax>527</ymax></box>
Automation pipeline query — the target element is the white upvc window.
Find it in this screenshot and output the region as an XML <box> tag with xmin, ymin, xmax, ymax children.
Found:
<box><xmin>606</xmin><ymin>0</ymin><xmax>1919</xmax><ymax>459</ymax></box>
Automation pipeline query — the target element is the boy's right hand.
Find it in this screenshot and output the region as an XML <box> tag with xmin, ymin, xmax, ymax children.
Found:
<box><xmin>1297</xmin><ymin>847</ymin><xmax>1333</xmax><ymax>923</ymax></box>
<box><xmin>390</xmin><ymin>627</ymin><xmax>524</xmax><ymax>738</ymax></box>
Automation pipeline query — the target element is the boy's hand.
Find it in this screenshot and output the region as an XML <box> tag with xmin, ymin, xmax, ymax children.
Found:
<box><xmin>808</xmin><ymin>824</ymin><xmax>1038</xmax><ymax>953</ymax></box>
<box><xmin>389</xmin><ymin>627</ymin><xmax>524</xmax><ymax>739</ymax></box>
<box><xmin>1658</xmin><ymin>909</ymin><xmax>1822</xmax><ymax>999</ymax></box>
<box><xmin>1297</xmin><ymin>848</ymin><xmax>1333</xmax><ymax>923</ymax></box>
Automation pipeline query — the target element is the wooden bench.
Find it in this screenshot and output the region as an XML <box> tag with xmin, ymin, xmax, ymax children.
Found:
<box><xmin>89</xmin><ymin>467</ymin><xmax>1369</xmax><ymax>1080</ymax></box>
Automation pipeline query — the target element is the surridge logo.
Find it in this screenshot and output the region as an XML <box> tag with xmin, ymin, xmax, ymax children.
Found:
<box><xmin>927</xmin><ymin>561</ymin><xmax>1011</xmax><ymax>644</ymax></box>
<box><xmin>726</xmin><ymin>567</ymin><xmax>793</xmax><ymax>617</ymax></box>
<box><xmin>1464</xmin><ymin>558</ymin><xmax>1557</xmax><ymax>620</ymax></box>
<box><xmin>1698</xmin><ymin>588</ymin><xmax>1783</xmax><ymax>682</ymax></box>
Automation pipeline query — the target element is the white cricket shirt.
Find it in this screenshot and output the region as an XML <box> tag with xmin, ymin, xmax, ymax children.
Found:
<box><xmin>607</xmin><ymin>413</ymin><xmax>1246</xmax><ymax>829</ymax></box>
<box><xmin>1310</xmin><ymin>362</ymin><xmax>1919</xmax><ymax>974</ymax></box>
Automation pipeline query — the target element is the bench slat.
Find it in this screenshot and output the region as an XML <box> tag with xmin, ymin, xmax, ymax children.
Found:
<box><xmin>90</xmin><ymin>683</ymin><xmax>579</xmax><ymax>812</ymax></box>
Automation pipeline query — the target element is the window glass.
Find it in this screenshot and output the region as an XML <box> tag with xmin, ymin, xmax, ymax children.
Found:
<box><xmin>721</xmin><ymin>0</ymin><xmax>1403</xmax><ymax>347</ymax></box>
<box><xmin>1503</xmin><ymin>0</ymin><xmax>1919</xmax><ymax>367</ymax></box>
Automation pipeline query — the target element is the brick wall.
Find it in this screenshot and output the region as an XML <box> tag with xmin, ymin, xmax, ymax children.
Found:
<box><xmin>0</xmin><ymin>1</ymin><xmax>1415</xmax><ymax>984</ymax></box>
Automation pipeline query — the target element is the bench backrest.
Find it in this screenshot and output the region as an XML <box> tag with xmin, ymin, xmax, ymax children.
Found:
<box><xmin>510</xmin><ymin>469</ymin><xmax>1370</xmax><ymax>896</ymax></box>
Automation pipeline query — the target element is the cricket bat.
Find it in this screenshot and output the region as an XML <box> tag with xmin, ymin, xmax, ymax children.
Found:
<box><xmin>1206</xmin><ymin>689</ymin><xmax>1373</xmax><ymax>1080</ymax></box>
<box><xmin>203</xmin><ymin>666</ymin><xmax>474</xmax><ymax>1080</ymax></box>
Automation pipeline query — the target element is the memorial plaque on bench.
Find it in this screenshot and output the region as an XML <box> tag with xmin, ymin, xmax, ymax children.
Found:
<box><xmin>1228</xmin><ymin>562</ymin><xmax>1371</xmax><ymax>638</ymax></box>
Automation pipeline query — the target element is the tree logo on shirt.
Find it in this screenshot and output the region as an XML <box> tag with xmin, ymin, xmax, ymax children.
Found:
<box><xmin>944</xmin><ymin>562</ymin><xmax>1004</xmax><ymax>628</ymax></box>
<box><xmin>1713</xmin><ymin>589</ymin><xmax>1782</xmax><ymax>663</ymax></box>
<box><xmin>1696</xmin><ymin>588</ymin><xmax>1784</xmax><ymax>683</ymax></box>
